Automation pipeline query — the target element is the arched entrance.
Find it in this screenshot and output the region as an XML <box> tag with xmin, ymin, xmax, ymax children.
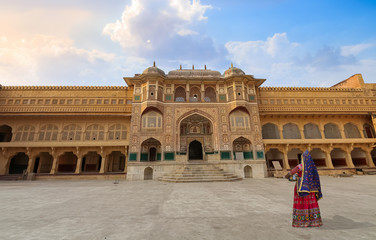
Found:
<box><xmin>34</xmin><ymin>152</ymin><xmax>53</xmax><ymax>173</ymax></box>
<box><xmin>179</xmin><ymin>114</ymin><xmax>213</xmax><ymax>160</ymax></box>
<box><xmin>9</xmin><ymin>152</ymin><xmax>29</xmax><ymax>174</ymax></box>
<box><xmin>144</xmin><ymin>167</ymin><xmax>153</xmax><ymax>180</ymax></box>
<box><xmin>0</xmin><ymin>125</ymin><xmax>12</xmax><ymax>142</ymax></box>
<box><xmin>57</xmin><ymin>152</ymin><xmax>77</xmax><ymax>173</ymax></box>
<box><xmin>141</xmin><ymin>138</ymin><xmax>161</xmax><ymax>161</ymax></box>
<box><xmin>82</xmin><ymin>151</ymin><xmax>102</xmax><ymax>172</ymax></box>
<box><xmin>233</xmin><ymin>137</ymin><xmax>252</xmax><ymax>160</ymax></box>
<box><xmin>244</xmin><ymin>165</ymin><xmax>252</xmax><ymax>178</ymax></box>
<box><xmin>189</xmin><ymin>140</ymin><xmax>203</xmax><ymax>160</ymax></box>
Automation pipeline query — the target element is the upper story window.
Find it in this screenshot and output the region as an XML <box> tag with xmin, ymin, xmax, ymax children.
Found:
<box><xmin>38</xmin><ymin>124</ymin><xmax>58</xmax><ymax>141</ymax></box>
<box><xmin>142</xmin><ymin>111</ymin><xmax>162</xmax><ymax>130</ymax></box>
<box><xmin>230</xmin><ymin>110</ymin><xmax>250</xmax><ymax>131</ymax></box>
<box><xmin>175</xmin><ymin>87</ymin><xmax>186</xmax><ymax>102</ymax></box>
<box><xmin>363</xmin><ymin>124</ymin><xmax>375</xmax><ymax>138</ymax></box>
<box><xmin>262</xmin><ymin>123</ymin><xmax>280</xmax><ymax>139</ymax></box>
<box><xmin>85</xmin><ymin>124</ymin><xmax>105</xmax><ymax>141</ymax></box>
<box><xmin>14</xmin><ymin>125</ymin><xmax>36</xmax><ymax>141</ymax></box>
<box><xmin>304</xmin><ymin>123</ymin><xmax>322</xmax><ymax>139</ymax></box>
<box><xmin>324</xmin><ymin>123</ymin><xmax>341</xmax><ymax>139</ymax></box>
<box><xmin>283</xmin><ymin>123</ymin><xmax>301</xmax><ymax>139</ymax></box>
<box><xmin>108</xmin><ymin>124</ymin><xmax>127</xmax><ymax>140</ymax></box>
<box><xmin>344</xmin><ymin>123</ymin><xmax>361</xmax><ymax>138</ymax></box>
<box><xmin>61</xmin><ymin>124</ymin><xmax>82</xmax><ymax>141</ymax></box>
<box><xmin>204</xmin><ymin>87</ymin><xmax>216</xmax><ymax>102</ymax></box>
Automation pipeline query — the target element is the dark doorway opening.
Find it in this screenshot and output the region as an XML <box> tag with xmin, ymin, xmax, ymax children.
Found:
<box><xmin>149</xmin><ymin>147</ymin><xmax>157</xmax><ymax>161</ymax></box>
<box><xmin>189</xmin><ymin>140</ymin><xmax>203</xmax><ymax>160</ymax></box>
<box><xmin>9</xmin><ymin>152</ymin><xmax>29</xmax><ymax>174</ymax></box>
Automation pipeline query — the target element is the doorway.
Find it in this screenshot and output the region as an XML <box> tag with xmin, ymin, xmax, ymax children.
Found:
<box><xmin>149</xmin><ymin>147</ymin><xmax>157</xmax><ymax>161</ymax></box>
<box><xmin>189</xmin><ymin>140</ymin><xmax>203</xmax><ymax>160</ymax></box>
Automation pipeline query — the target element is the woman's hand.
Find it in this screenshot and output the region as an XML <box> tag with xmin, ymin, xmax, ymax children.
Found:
<box><xmin>284</xmin><ymin>173</ymin><xmax>291</xmax><ymax>179</ymax></box>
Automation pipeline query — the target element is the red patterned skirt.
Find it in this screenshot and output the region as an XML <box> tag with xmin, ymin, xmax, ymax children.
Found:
<box><xmin>292</xmin><ymin>185</ymin><xmax>323</xmax><ymax>227</ymax></box>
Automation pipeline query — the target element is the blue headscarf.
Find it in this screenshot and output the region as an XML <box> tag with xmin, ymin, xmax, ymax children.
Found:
<box><xmin>297</xmin><ymin>150</ymin><xmax>323</xmax><ymax>200</ymax></box>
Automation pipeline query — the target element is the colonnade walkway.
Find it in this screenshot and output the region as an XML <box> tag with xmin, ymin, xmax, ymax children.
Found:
<box><xmin>1</xmin><ymin>176</ymin><xmax>376</xmax><ymax>239</ymax></box>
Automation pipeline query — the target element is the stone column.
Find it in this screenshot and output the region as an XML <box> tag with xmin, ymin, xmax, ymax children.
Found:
<box><xmin>324</xmin><ymin>149</ymin><xmax>334</xmax><ymax>169</ymax></box>
<box><xmin>345</xmin><ymin>150</ymin><xmax>355</xmax><ymax>168</ymax></box>
<box><xmin>282</xmin><ymin>147</ymin><xmax>290</xmax><ymax>170</ymax></box>
<box><xmin>299</xmin><ymin>126</ymin><xmax>305</xmax><ymax>139</ymax></box>
<box><xmin>278</xmin><ymin>125</ymin><xmax>283</xmax><ymax>139</ymax></box>
<box><xmin>26</xmin><ymin>155</ymin><xmax>35</xmax><ymax>173</ymax></box>
<box><xmin>50</xmin><ymin>155</ymin><xmax>58</xmax><ymax>174</ymax></box>
<box><xmin>75</xmin><ymin>157</ymin><xmax>83</xmax><ymax>174</ymax></box>
<box><xmin>365</xmin><ymin>149</ymin><xmax>376</xmax><ymax>168</ymax></box>
<box><xmin>100</xmin><ymin>149</ymin><xmax>107</xmax><ymax>174</ymax></box>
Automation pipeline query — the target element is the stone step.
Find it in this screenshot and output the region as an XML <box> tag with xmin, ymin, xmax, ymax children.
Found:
<box><xmin>159</xmin><ymin>163</ymin><xmax>241</xmax><ymax>183</ymax></box>
<box><xmin>0</xmin><ymin>175</ymin><xmax>22</xmax><ymax>181</ymax></box>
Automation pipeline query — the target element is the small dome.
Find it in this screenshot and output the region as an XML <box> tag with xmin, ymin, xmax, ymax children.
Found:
<box><xmin>224</xmin><ymin>64</ymin><xmax>245</xmax><ymax>77</ymax></box>
<box><xmin>142</xmin><ymin>62</ymin><xmax>165</xmax><ymax>76</ymax></box>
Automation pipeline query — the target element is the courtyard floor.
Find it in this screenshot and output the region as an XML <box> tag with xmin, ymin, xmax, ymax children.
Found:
<box><xmin>1</xmin><ymin>175</ymin><xmax>376</xmax><ymax>240</ymax></box>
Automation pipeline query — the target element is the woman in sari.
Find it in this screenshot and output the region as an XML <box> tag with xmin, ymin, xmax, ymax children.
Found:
<box><xmin>285</xmin><ymin>150</ymin><xmax>323</xmax><ymax>227</ymax></box>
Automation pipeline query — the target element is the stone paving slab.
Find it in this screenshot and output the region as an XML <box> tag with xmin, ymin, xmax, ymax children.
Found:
<box><xmin>1</xmin><ymin>176</ymin><xmax>376</xmax><ymax>240</ymax></box>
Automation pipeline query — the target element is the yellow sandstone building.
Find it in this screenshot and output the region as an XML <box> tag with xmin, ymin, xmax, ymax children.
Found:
<box><xmin>1</xmin><ymin>64</ymin><xmax>376</xmax><ymax>181</ymax></box>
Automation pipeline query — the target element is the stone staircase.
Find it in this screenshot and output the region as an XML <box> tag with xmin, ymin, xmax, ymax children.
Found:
<box><xmin>159</xmin><ymin>162</ymin><xmax>242</xmax><ymax>183</ymax></box>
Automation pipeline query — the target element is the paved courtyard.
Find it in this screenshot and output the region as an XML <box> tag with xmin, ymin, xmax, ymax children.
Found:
<box><xmin>1</xmin><ymin>175</ymin><xmax>376</xmax><ymax>240</ymax></box>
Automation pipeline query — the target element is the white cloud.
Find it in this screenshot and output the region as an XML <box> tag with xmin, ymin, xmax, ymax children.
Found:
<box><xmin>102</xmin><ymin>0</ymin><xmax>217</xmax><ymax>60</ymax></box>
<box><xmin>0</xmin><ymin>35</ymin><xmax>123</xmax><ymax>86</ymax></box>
<box><xmin>225</xmin><ymin>33</ymin><xmax>376</xmax><ymax>87</ymax></box>
<box><xmin>341</xmin><ymin>43</ymin><xmax>374</xmax><ymax>56</ymax></box>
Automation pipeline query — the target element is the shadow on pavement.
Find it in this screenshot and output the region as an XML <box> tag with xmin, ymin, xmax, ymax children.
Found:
<box><xmin>321</xmin><ymin>215</ymin><xmax>375</xmax><ymax>230</ymax></box>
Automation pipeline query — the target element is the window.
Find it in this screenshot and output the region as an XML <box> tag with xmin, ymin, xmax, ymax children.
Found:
<box><xmin>14</xmin><ymin>125</ymin><xmax>36</xmax><ymax>141</ymax></box>
<box><xmin>38</xmin><ymin>124</ymin><xmax>58</xmax><ymax>141</ymax></box>
<box><xmin>85</xmin><ymin>124</ymin><xmax>105</xmax><ymax>140</ymax></box>
<box><xmin>262</xmin><ymin>123</ymin><xmax>280</xmax><ymax>139</ymax></box>
<box><xmin>229</xmin><ymin>110</ymin><xmax>250</xmax><ymax>131</ymax></box>
<box><xmin>61</xmin><ymin>124</ymin><xmax>82</xmax><ymax>141</ymax></box>
<box><xmin>142</xmin><ymin>111</ymin><xmax>162</xmax><ymax>130</ymax></box>
<box><xmin>108</xmin><ymin>124</ymin><xmax>127</xmax><ymax>140</ymax></box>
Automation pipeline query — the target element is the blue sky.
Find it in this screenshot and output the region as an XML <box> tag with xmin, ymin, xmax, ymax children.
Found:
<box><xmin>0</xmin><ymin>0</ymin><xmax>375</xmax><ymax>87</ymax></box>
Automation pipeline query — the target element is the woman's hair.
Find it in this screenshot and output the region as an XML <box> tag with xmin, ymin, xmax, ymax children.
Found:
<box><xmin>297</xmin><ymin>153</ymin><xmax>302</xmax><ymax>164</ymax></box>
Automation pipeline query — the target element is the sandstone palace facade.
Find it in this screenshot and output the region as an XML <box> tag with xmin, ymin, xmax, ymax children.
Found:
<box><xmin>1</xmin><ymin>64</ymin><xmax>376</xmax><ymax>180</ymax></box>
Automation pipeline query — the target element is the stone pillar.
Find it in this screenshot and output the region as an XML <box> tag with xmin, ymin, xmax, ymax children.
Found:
<box><xmin>345</xmin><ymin>150</ymin><xmax>355</xmax><ymax>168</ymax></box>
<box><xmin>365</xmin><ymin>149</ymin><xmax>376</xmax><ymax>168</ymax></box>
<box><xmin>299</xmin><ymin>126</ymin><xmax>305</xmax><ymax>139</ymax></box>
<box><xmin>75</xmin><ymin>157</ymin><xmax>83</xmax><ymax>174</ymax></box>
<box><xmin>100</xmin><ymin>156</ymin><xmax>107</xmax><ymax>173</ymax></box>
<box><xmin>26</xmin><ymin>155</ymin><xmax>35</xmax><ymax>173</ymax></box>
<box><xmin>324</xmin><ymin>150</ymin><xmax>334</xmax><ymax>169</ymax></box>
<box><xmin>50</xmin><ymin>155</ymin><xmax>58</xmax><ymax>174</ymax></box>
<box><xmin>278</xmin><ymin>125</ymin><xmax>283</xmax><ymax>139</ymax></box>
<box><xmin>282</xmin><ymin>147</ymin><xmax>290</xmax><ymax>170</ymax></box>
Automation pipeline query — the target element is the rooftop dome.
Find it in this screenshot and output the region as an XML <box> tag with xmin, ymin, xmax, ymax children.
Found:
<box><xmin>142</xmin><ymin>62</ymin><xmax>166</xmax><ymax>76</ymax></box>
<box><xmin>224</xmin><ymin>64</ymin><xmax>245</xmax><ymax>77</ymax></box>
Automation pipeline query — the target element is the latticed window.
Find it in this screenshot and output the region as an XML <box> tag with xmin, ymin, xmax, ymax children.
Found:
<box><xmin>283</xmin><ymin>123</ymin><xmax>301</xmax><ymax>139</ymax></box>
<box><xmin>304</xmin><ymin>123</ymin><xmax>322</xmax><ymax>139</ymax></box>
<box><xmin>262</xmin><ymin>123</ymin><xmax>280</xmax><ymax>139</ymax></box>
<box><xmin>175</xmin><ymin>87</ymin><xmax>186</xmax><ymax>102</ymax></box>
<box><xmin>14</xmin><ymin>125</ymin><xmax>36</xmax><ymax>141</ymax></box>
<box><xmin>204</xmin><ymin>87</ymin><xmax>216</xmax><ymax>102</ymax></box>
<box><xmin>61</xmin><ymin>124</ymin><xmax>82</xmax><ymax>141</ymax></box>
<box><xmin>324</xmin><ymin>123</ymin><xmax>341</xmax><ymax>139</ymax></box>
<box><xmin>142</xmin><ymin>111</ymin><xmax>162</xmax><ymax>130</ymax></box>
<box><xmin>229</xmin><ymin>110</ymin><xmax>250</xmax><ymax>131</ymax></box>
<box><xmin>38</xmin><ymin>124</ymin><xmax>58</xmax><ymax>141</ymax></box>
<box><xmin>85</xmin><ymin>124</ymin><xmax>105</xmax><ymax>140</ymax></box>
<box><xmin>108</xmin><ymin>124</ymin><xmax>127</xmax><ymax>140</ymax></box>
<box><xmin>344</xmin><ymin>123</ymin><xmax>361</xmax><ymax>138</ymax></box>
<box><xmin>189</xmin><ymin>87</ymin><xmax>201</xmax><ymax>102</ymax></box>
